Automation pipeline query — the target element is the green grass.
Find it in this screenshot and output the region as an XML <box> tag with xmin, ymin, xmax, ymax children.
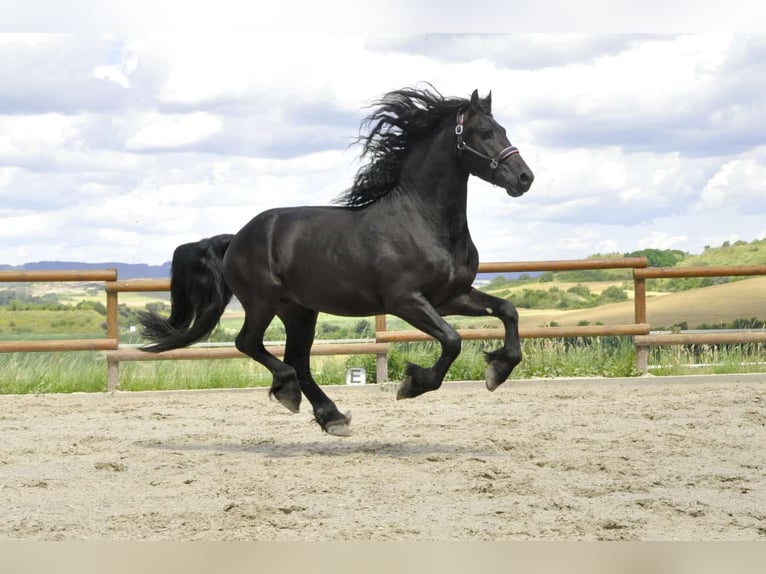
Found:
<box><xmin>515</xmin><ymin>338</ymin><xmax>641</xmax><ymax>378</ymax></box>
<box><xmin>0</xmin><ymin>308</ymin><xmax>105</xmax><ymax>338</ymax></box>
<box><xmin>116</xmin><ymin>354</ymin><xmax>356</xmax><ymax>392</ymax></box>
<box><xmin>0</xmin><ymin>350</ymin><xmax>359</xmax><ymax>394</ymax></box>
<box><xmin>647</xmin><ymin>343</ymin><xmax>766</xmax><ymax>376</ymax></box>
<box><xmin>0</xmin><ymin>352</ymin><xmax>108</xmax><ymax>394</ymax></box>
<box><xmin>3</xmin><ymin>336</ymin><xmax>765</xmax><ymax>395</ymax></box>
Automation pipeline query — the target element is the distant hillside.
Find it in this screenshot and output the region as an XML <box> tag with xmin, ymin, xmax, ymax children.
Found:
<box><xmin>625</xmin><ymin>237</ymin><xmax>766</xmax><ymax>267</ymax></box>
<box><xmin>475</xmin><ymin>271</ymin><xmax>542</xmax><ymax>284</ymax></box>
<box><xmin>0</xmin><ymin>261</ymin><xmax>172</xmax><ymax>280</ymax></box>
<box><xmin>681</xmin><ymin>238</ymin><xmax>766</xmax><ymax>267</ymax></box>
<box><xmin>513</xmin><ymin>276</ymin><xmax>766</xmax><ymax>330</ymax></box>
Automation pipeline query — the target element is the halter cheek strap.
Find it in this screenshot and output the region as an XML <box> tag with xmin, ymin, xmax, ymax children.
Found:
<box><xmin>455</xmin><ymin>112</ymin><xmax>519</xmax><ymax>170</ymax></box>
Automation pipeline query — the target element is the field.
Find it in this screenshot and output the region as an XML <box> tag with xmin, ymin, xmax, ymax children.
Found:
<box><xmin>0</xmin><ymin>308</ymin><xmax>104</xmax><ymax>338</ymax></box>
<box><xmin>512</xmin><ymin>276</ymin><xmax>766</xmax><ymax>329</ymax></box>
<box><xmin>1</xmin><ymin>375</ymin><xmax>764</xmax><ymax>541</ymax></box>
<box><xmin>5</xmin><ymin>273</ymin><xmax>765</xmax><ymax>336</ymax></box>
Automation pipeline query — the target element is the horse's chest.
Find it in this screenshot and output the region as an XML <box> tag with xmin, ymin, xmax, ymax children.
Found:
<box><xmin>426</xmin><ymin>256</ymin><xmax>477</xmax><ymax>303</ymax></box>
<box><xmin>447</xmin><ymin>263</ymin><xmax>476</xmax><ymax>291</ymax></box>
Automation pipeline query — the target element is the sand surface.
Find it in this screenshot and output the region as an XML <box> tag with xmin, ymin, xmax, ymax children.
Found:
<box><xmin>1</xmin><ymin>375</ymin><xmax>764</xmax><ymax>540</ymax></box>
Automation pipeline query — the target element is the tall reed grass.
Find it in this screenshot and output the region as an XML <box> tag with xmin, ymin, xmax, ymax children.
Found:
<box><xmin>1</xmin><ymin>339</ymin><xmax>763</xmax><ymax>395</ymax></box>
<box><xmin>647</xmin><ymin>343</ymin><xmax>766</xmax><ymax>376</ymax></box>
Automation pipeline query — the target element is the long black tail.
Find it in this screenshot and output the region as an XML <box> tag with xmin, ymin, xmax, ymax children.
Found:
<box><xmin>139</xmin><ymin>234</ymin><xmax>235</xmax><ymax>353</ymax></box>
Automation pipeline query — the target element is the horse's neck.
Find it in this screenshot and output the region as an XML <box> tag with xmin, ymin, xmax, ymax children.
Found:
<box><xmin>396</xmin><ymin>130</ymin><xmax>470</xmax><ymax>232</ymax></box>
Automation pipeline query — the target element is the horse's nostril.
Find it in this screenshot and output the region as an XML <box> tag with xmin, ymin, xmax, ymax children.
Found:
<box><xmin>519</xmin><ymin>171</ymin><xmax>534</xmax><ymax>188</ymax></box>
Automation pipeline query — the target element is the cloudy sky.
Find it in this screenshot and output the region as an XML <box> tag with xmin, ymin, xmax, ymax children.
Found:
<box><xmin>1</xmin><ymin>32</ymin><xmax>765</xmax><ymax>266</ymax></box>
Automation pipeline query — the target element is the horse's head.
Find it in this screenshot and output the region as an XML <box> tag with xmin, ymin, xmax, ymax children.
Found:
<box><xmin>456</xmin><ymin>90</ymin><xmax>534</xmax><ymax>197</ymax></box>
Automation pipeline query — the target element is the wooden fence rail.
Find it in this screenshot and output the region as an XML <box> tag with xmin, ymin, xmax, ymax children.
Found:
<box><xmin>1</xmin><ymin>258</ymin><xmax>765</xmax><ymax>391</ymax></box>
<box><xmin>478</xmin><ymin>257</ymin><xmax>647</xmax><ymax>273</ymax></box>
<box><xmin>0</xmin><ymin>270</ymin><xmax>118</xmax><ymax>282</ymax></box>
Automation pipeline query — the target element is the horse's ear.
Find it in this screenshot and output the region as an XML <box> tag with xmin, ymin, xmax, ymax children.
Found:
<box><xmin>470</xmin><ymin>89</ymin><xmax>492</xmax><ymax>112</ymax></box>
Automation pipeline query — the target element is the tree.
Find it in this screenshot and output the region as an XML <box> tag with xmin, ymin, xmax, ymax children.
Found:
<box><xmin>598</xmin><ymin>286</ymin><xmax>628</xmax><ymax>303</ymax></box>
<box><xmin>486</xmin><ymin>275</ymin><xmax>510</xmax><ymax>289</ymax></box>
<box><xmin>624</xmin><ymin>248</ymin><xmax>687</xmax><ymax>267</ymax></box>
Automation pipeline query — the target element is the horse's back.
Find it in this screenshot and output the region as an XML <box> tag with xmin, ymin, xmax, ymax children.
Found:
<box><xmin>222</xmin><ymin>205</ymin><xmax>380</xmax><ymax>312</ymax></box>
<box><xmin>224</xmin><ymin>202</ymin><xmax>481</xmax><ymax>315</ymax></box>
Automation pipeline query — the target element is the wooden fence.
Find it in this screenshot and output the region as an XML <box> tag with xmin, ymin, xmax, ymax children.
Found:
<box><xmin>632</xmin><ymin>264</ymin><xmax>766</xmax><ymax>371</ymax></box>
<box><xmin>99</xmin><ymin>278</ymin><xmax>389</xmax><ymax>391</ymax></box>
<box><xmin>0</xmin><ymin>270</ymin><xmax>119</xmax><ymax>353</ymax></box>
<box><xmin>2</xmin><ymin>257</ymin><xmax>765</xmax><ymax>391</ymax></box>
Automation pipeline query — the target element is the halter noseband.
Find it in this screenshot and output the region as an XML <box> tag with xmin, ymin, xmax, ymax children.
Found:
<box><xmin>455</xmin><ymin>111</ymin><xmax>519</xmax><ymax>170</ymax></box>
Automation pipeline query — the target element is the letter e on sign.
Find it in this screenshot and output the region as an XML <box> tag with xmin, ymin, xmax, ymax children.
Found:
<box><xmin>345</xmin><ymin>367</ymin><xmax>366</xmax><ymax>385</ymax></box>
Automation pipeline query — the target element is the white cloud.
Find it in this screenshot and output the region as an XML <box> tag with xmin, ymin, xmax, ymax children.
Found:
<box><xmin>695</xmin><ymin>155</ymin><xmax>766</xmax><ymax>214</ymax></box>
<box><xmin>125</xmin><ymin>112</ymin><xmax>223</xmax><ymax>150</ymax></box>
<box><xmin>641</xmin><ymin>231</ymin><xmax>690</xmax><ymax>250</ymax></box>
<box><xmin>0</xmin><ymin>34</ymin><xmax>52</xmax><ymax>47</ymax></box>
<box><xmin>91</xmin><ymin>64</ymin><xmax>130</xmax><ymax>88</ymax></box>
<box><xmin>0</xmin><ymin>213</ymin><xmax>51</xmax><ymax>239</ymax></box>
<box><xmin>0</xmin><ymin>166</ymin><xmax>16</xmax><ymax>188</ymax></box>
<box><xmin>0</xmin><ymin>33</ymin><xmax>764</xmax><ymax>267</ymax></box>
<box><xmin>0</xmin><ymin>114</ymin><xmax>80</xmax><ymax>154</ymax></box>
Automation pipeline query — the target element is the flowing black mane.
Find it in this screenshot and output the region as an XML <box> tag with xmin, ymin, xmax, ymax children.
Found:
<box><xmin>338</xmin><ymin>86</ymin><xmax>469</xmax><ymax>207</ymax></box>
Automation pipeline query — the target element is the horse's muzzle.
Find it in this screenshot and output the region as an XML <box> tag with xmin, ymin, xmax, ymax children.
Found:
<box><xmin>506</xmin><ymin>187</ymin><xmax>528</xmax><ymax>197</ymax></box>
<box><xmin>505</xmin><ymin>168</ymin><xmax>534</xmax><ymax>197</ymax></box>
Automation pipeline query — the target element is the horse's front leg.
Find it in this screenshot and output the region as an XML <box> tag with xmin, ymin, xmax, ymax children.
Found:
<box><xmin>394</xmin><ymin>294</ymin><xmax>462</xmax><ymax>400</ymax></box>
<box><xmin>437</xmin><ymin>288</ymin><xmax>522</xmax><ymax>391</ymax></box>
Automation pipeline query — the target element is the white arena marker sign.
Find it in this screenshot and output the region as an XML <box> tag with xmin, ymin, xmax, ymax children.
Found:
<box><xmin>345</xmin><ymin>367</ymin><xmax>366</xmax><ymax>385</ymax></box>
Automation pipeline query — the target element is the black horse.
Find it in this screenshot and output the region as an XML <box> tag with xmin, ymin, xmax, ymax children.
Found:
<box><xmin>139</xmin><ymin>86</ymin><xmax>534</xmax><ymax>436</ymax></box>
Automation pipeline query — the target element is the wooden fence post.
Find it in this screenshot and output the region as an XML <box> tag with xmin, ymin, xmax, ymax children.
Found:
<box><xmin>634</xmin><ymin>274</ymin><xmax>648</xmax><ymax>375</ymax></box>
<box><xmin>106</xmin><ymin>277</ymin><xmax>120</xmax><ymax>391</ymax></box>
<box><xmin>375</xmin><ymin>314</ymin><xmax>388</xmax><ymax>383</ymax></box>
<box><xmin>107</xmin><ymin>360</ymin><xmax>120</xmax><ymax>392</ymax></box>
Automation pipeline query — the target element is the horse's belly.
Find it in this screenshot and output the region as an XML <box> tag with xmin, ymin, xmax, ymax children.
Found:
<box><xmin>280</xmin><ymin>263</ymin><xmax>384</xmax><ymax>316</ymax></box>
<box><xmin>290</xmin><ymin>287</ymin><xmax>383</xmax><ymax>317</ymax></box>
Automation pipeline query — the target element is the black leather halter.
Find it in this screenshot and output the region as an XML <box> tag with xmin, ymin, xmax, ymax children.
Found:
<box><xmin>455</xmin><ymin>111</ymin><xmax>519</xmax><ymax>170</ymax></box>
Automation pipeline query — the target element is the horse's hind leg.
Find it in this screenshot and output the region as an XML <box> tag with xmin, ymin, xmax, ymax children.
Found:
<box><xmin>235</xmin><ymin>304</ymin><xmax>302</xmax><ymax>413</ymax></box>
<box><xmin>279</xmin><ymin>304</ymin><xmax>352</xmax><ymax>436</ymax></box>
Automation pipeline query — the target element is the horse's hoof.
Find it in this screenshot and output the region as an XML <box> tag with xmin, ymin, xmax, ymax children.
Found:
<box><xmin>326</xmin><ymin>421</ymin><xmax>352</xmax><ymax>437</ymax></box>
<box><xmin>271</xmin><ymin>388</ymin><xmax>301</xmax><ymax>413</ymax></box>
<box><xmin>281</xmin><ymin>401</ymin><xmax>300</xmax><ymax>413</ymax></box>
<box><xmin>275</xmin><ymin>394</ymin><xmax>301</xmax><ymax>413</ymax></box>
<box><xmin>397</xmin><ymin>364</ymin><xmax>433</xmax><ymax>399</ymax></box>
<box><xmin>485</xmin><ymin>361</ymin><xmax>505</xmax><ymax>392</ymax></box>
<box><xmin>484</xmin><ymin>349</ymin><xmax>520</xmax><ymax>391</ymax></box>
<box><xmin>324</xmin><ymin>412</ymin><xmax>352</xmax><ymax>437</ymax></box>
<box><xmin>396</xmin><ymin>376</ymin><xmax>414</xmax><ymax>400</ymax></box>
